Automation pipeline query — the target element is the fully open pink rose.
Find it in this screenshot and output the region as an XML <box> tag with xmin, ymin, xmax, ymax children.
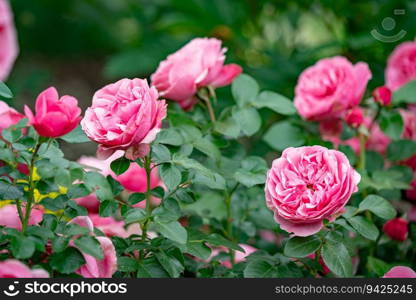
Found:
<box><xmin>265</xmin><ymin>146</ymin><xmax>360</xmax><ymax>236</ymax></box>
<box><xmin>24</xmin><ymin>87</ymin><xmax>82</xmax><ymax>138</ymax></box>
<box><xmin>82</xmin><ymin>78</ymin><xmax>167</xmax><ymax>159</ymax></box>
<box><xmin>151</xmin><ymin>37</ymin><xmax>242</xmax><ymax>110</ymax></box>
<box><xmin>0</xmin><ymin>100</ymin><xmax>23</xmax><ymax>131</ymax></box>
<box><xmin>0</xmin><ymin>259</ymin><xmax>49</xmax><ymax>278</ymax></box>
<box><xmin>386</xmin><ymin>41</ymin><xmax>416</xmax><ymax>91</ymax></box>
<box><xmin>294</xmin><ymin>56</ymin><xmax>371</xmax><ymax>121</ymax></box>
<box><xmin>0</xmin><ymin>205</ymin><xmax>43</xmax><ymax>230</ymax></box>
<box><xmin>383</xmin><ymin>266</ymin><xmax>416</xmax><ymax>278</ymax></box>
<box><xmin>0</xmin><ymin>0</ymin><xmax>18</xmax><ymax>81</ymax></box>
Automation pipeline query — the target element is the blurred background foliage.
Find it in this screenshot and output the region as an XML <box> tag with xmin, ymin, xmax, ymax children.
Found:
<box><xmin>5</xmin><ymin>0</ymin><xmax>415</xmax><ymax>158</ymax></box>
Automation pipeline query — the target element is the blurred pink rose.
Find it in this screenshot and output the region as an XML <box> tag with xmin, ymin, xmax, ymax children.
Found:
<box><xmin>383</xmin><ymin>218</ymin><xmax>408</xmax><ymax>241</ymax></box>
<box><xmin>0</xmin><ymin>0</ymin><xmax>18</xmax><ymax>81</ymax></box>
<box><xmin>408</xmin><ymin>206</ymin><xmax>416</xmax><ymax>222</ymax></box>
<box><xmin>307</xmin><ymin>253</ymin><xmax>330</xmax><ymax>275</ymax></box>
<box><xmin>78</xmin><ymin>150</ymin><xmax>162</xmax><ymax>193</ymax></box>
<box><xmin>373</xmin><ymin>86</ymin><xmax>392</xmax><ymax>106</ymax></box>
<box><xmin>0</xmin><ymin>205</ymin><xmax>43</xmax><ymax>230</ymax></box>
<box><xmin>89</xmin><ymin>214</ymin><xmax>129</xmax><ymax>238</ymax></box>
<box><xmin>265</xmin><ymin>146</ymin><xmax>360</xmax><ymax>236</ymax></box>
<box><xmin>400</xmin><ymin>108</ymin><xmax>416</xmax><ymax>140</ymax></box>
<box><xmin>406</xmin><ymin>179</ymin><xmax>416</xmax><ymax>201</ymax></box>
<box><xmin>386</xmin><ymin>41</ymin><xmax>416</xmax><ymax>91</ymax></box>
<box><xmin>0</xmin><ymin>259</ymin><xmax>49</xmax><ymax>278</ymax></box>
<box><xmin>294</xmin><ymin>56</ymin><xmax>371</xmax><ymax>120</ymax></box>
<box><xmin>24</xmin><ymin>87</ymin><xmax>82</xmax><ymax>138</ymax></box>
<box><xmin>74</xmin><ymin>194</ymin><xmax>100</xmax><ymax>214</ymax></box>
<box><xmin>151</xmin><ymin>37</ymin><xmax>242</xmax><ymax>110</ymax></box>
<box><xmin>77</xmin><ymin>236</ymin><xmax>117</xmax><ymax>278</ymax></box>
<box><xmin>82</xmin><ymin>78</ymin><xmax>166</xmax><ymax>160</ymax></box>
<box><xmin>0</xmin><ymin>100</ymin><xmax>23</xmax><ymax>132</ymax></box>
<box><xmin>319</xmin><ymin>117</ymin><xmax>390</xmax><ymax>155</ymax></box>
<box><xmin>69</xmin><ymin>216</ymin><xmax>117</xmax><ymax>278</ymax></box>
<box><xmin>207</xmin><ymin>244</ymin><xmax>257</xmax><ymax>268</ymax></box>
<box><xmin>383</xmin><ymin>266</ymin><xmax>416</xmax><ymax>278</ymax></box>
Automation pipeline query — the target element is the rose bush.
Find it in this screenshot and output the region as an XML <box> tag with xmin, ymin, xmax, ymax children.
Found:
<box><xmin>1</xmin><ymin>31</ymin><xmax>416</xmax><ymax>279</ymax></box>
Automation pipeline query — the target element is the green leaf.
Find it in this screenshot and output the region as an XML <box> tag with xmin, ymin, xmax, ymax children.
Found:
<box><xmin>387</xmin><ymin>140</ymin><xmax>416</xmax><ymax>161</ymax></box>
<box><xmin>128</xmin><ymin>193</ymin><xmax>146</xmax><ymax>205</ymax></box>
<box><xmin>321</xmin><ymin>241</ymin><xmax>352</xmax><ymax>277</ymax></box>
<box><xmin>60</xmin><ymin>125</ymin><xmax>90</xmax><ymax>143</ymax></box>
<box><xmin>172</xmin><ymin>154</ymin><xmax>217</xmax><ymax>179</ymax></box>
<box><xmin>0</xmin><ymin>181</ymin><xmax>23</xmax><ymax>199</ymax></box>
<box><xmin>367</xmin><ymin>256</ymin><xmax>391</xmax><ymax>276</ymax></box>
<box><xmin>215</xmin><ymin>116</ymin><xmax>240</xmax><ymax>138</ymax></box>
<box><xmin>244</xmin><ymin>260</ymin><xmax>278</xmax><ymax>278</ymax></box>
<box><xmin>124</xmin><ymin>208</ymin><xmax>147</xmax><ymax>224</ymax></box>
<box><xmin>153</xmin><ymin>220</ymin><xmax>188</xmax><ymax>244</ymax></box>
<box><xmin>193</xmin><ymin>137</ymin><xmax>221</xmax><ymax>162</ymax></box>
<box><xmin>74</xmin><ymin>235</ymin><xmax>104</xmax><ymax>259</ymax></box>
<box><xmin>155</xmin><ymin>128</ymin><xmax>184</xmax><ymax>146</ymax></box>
<box><xmin>254</xmin><ymin>91</ymin><xmax>296</xmax><ymax>115</ymax></box>
<box><xmin>186</xmin><ymin>241</ymin><xmax>211</xmax><ymax>260</ymax></box>
<box><xmin>154</xmin><ymin>250</ymin><xmax>184</xmax><ymax>278</ymax></box>
<box><xmin>110</xmin><ymin>156</ymin><xmax>130</xmax><ymax>175</ymax></box>
<box><xmin>379</xmin><ymin>110</ymin><xmax>403</xmax><ymax>140</ymax></box>
<box><xmin>233</xmin><ymin>107</ymin><xmax>261</xmax><ymax>136</ymax></box>
<box><xmin>159</xmin><ymin>164</ymin><xmax>181</xmax><ymax>190</ymax></box>
<box><xmin>347</xmin><ymin>216</ymin><xmax>379</xmax><ymax>241</ymax></box>
<box><xmin>232</xmin><ymin>74</ymin><xmax>259</xmax><ymax>107</ymax></box>
<box><xmin>234</xmin><ymin>169</ymin><xmax>265</xmax><ymax>187</ymax></box>
<box><xmin>0</xmin><ymin>81</ymin><xmax>13</xmax><ymax>98</ymax></box>
<box><xmin>358</xmin><ymin>195</ymin><xmax>397</xmax><ymax>220</ymax></box>
<box><xmin>99</xmin><ymin>200</ymin><xmax>118</xmax><ymax>217</ymax></box>
<box><xmin>263</xmin><ymin>121</ymin><xmax>305</xmax><ymax>151</ymax></box>
<box><xmin>118</xmin><ymin>256</ymin><xmax>139</xmax><ymax>272</ymax></box>
<box><xmin>52</xmin><ymin>236</ymin><xmax>70</xmax><ymax>253</ymax></box>
<box><xmin>205</xmin><ymin>233</ymin><xmax>244</xmax><ymax>252</ymax></box>
<box><xmin>10</xmin><ymin>236</ymin><xmax>35</xmax><ymax>259</ymax></box>
<box><xmin>152</xmin><ymin>144</ymin><xmax>171</xmax><ymax>162</ymax></box>
<box><xmin>137</xmin><ymin>257</ymin><xmax>169</xmax><ymax>278</ymax></box>
<box><xmin>50</xmin><ymin>247</ymin><xmax>86</xmax><ymax>274</ymax></box>
<box><xmin>284</xmin><ymin>236</ymin><xmax>322</xmax><ymax>258</ymax></box>
<box><xmin>393</xmin><ymin>80</ymin><xmax>416</xmax><ymax>104</ymax></box>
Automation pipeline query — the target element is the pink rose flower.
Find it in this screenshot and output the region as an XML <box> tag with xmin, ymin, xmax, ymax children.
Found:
<box><xmin>406</xmin><ymin>179</ymin><xmax>416</xmax><ymax>201</ymax></box>
<box><xmin>386</xmin><ymin>41</ymin><xmax>416</xmax><ymax>91</ymax></box>
<box><xmin>0</xmin><ymin>259</ymin><xmax>49</xmax><ymax>278</ymax></box>
<box><xmin>408</xmin><ymin>206</ymin><xmax>416</xmax><ymax>222</ymax></box>
<box><xmin>400</xmin><ymin>107</ymin><xmax>416</xmax><ymax>140</ymax></box>
<box><xmin>74</xmin><ymin>194</ymin><xmax>100</xmax><ymax>214</ymax></box>
<box><xmin>69</xmin><ymin>216</ymin><xmax>117</xmax><ymax>278</ymax></box>
<box><xmin>24</xmin><ymin>87</ymin><xmax>82</xmax><ymax>138</ymax></box>
<box><xmin>0</xmin><ymin>205</ymin><xmax>43</xmax><ymax>230</ymax></box>
<box><xmin>0</xmin><ymin>100</ymin><xmax>24</xmax><ymax>132</ymax></box>
<box><xmin>383</xmin><ymin>218</ymin><xmax>408</xmax><ymax>241</ymax></box>
<box><xmin>0</xmin><ymin>0</ymin><xmax>18</xmax><ymax>81</ymax></box>
<box><xmin>373</xmin><ymin>86</ymin><xmax>392</xmax><ymax>106</ymax></box>
<box><xmin>383</xmin><ymin>266</ymin><xmax>416</xmax><ymax>278</ymax></box>
<box><xmin>81</xmin><ymin>78</ymin><xmax>167</xmax><ymax>160</ymax></box>
<box><xmin>151</xmin><ymin>37</ymin><xmax>242</xmax><ymax>110</ymax></box>
<box><xmin>206</xmin><ymin>244</ymin><xmax>257</xmax><ymax>268</ymax></box>
<box><xmin>294</xmin><ymin>56</ymin><xmax>371</xmax><ymax>121</ymax></box>
<box><xmin>265</xmin><ymin>146</ymin><xmax>360</xmax><ymax>236</ymax></box>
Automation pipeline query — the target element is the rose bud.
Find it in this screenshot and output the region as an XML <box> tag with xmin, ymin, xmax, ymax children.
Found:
<box><xmin>372</xmin><ymin>86</ymin><xmax>392</xmax><ymax>106</ymax></box>
<box><xmin>24</xmin><ymin>87</ymin><xmax>81</xmax><ymax>138</ymax></box>
<box><xmin>383</xmin><ymin>218</ymin><xmax>408</xmax><ymax>241</ymax></box>
<box><xmin>294</xmin><ymin>56</ymin><xmax>371</xmax><ymax>121</ymax></box>
<box><xmin>0</xmin><ymin>0</ymin><xmax>18</xmax><ymax>81</ymax></box>
<box><xmin>151</xmin><ymin>37</ymin><xmax>242</xmax><ymax>110</ymax></box>
<box><xmin>345</xmin><ymin>107</ymin><xmax>364</xmax><ymax>127</ymax></box>
<box><xmin>265</xmin><ymin>146</ymin><xmax>360</xmax><ymax>236</ymax></box>
<box><xmin>81</xmin><ymin>78</ymin><xmax>167</xmax><ymax>160</ymax></box>
<box><xmin>383</xmin><ymin>266</ymin><xmax>416</xmax><ymax>278</ymax></box>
